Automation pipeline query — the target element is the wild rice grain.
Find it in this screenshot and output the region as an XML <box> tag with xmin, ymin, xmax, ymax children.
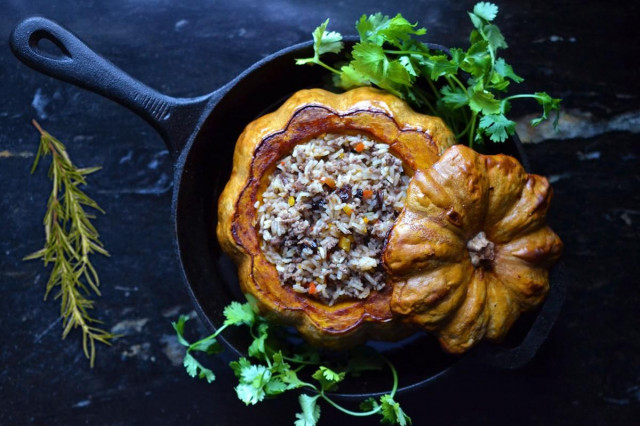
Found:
<box><xmin>257</xmin><ymin>133</ymin><xmax>410</xmax><ymax>305</ymax></box>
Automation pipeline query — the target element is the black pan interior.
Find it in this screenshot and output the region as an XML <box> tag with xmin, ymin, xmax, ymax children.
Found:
<box><xmin>172</xmin><ymin>41</ymin><xmax>533</xmax><ymax>397</ymax></box>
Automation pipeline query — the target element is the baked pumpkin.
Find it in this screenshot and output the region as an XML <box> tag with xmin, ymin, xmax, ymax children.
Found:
<box><xmin>382</xmin><ymin>144</ymin><xmax>563</xmax><ymax>354</ymax></box>
<box><xmin>217</xmin><ymin>87</ymin><xmax>456</xmax><ymax>349</ymax></box>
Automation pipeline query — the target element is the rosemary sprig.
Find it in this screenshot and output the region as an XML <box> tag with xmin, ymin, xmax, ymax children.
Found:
<box><xmin>25</xmin><ymin>120</ymin><xmax>116</xmax><ymax>367</ymax></box>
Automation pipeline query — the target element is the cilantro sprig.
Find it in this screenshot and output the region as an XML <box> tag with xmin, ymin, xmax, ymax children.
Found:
<box><xmin>295</xmin><ymin>2</ymin><xmax>561</xmax><ymax>148</ymax></box>
<box><xmin>173</xmin><ymin>302</ymin><xmax>411</xmax><ymax>425</ymax></box>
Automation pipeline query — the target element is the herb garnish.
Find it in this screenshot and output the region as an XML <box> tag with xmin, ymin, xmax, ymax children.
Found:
<box><xmin>296</xmin><ymin>2</ymin><xmax>561</xmax><ymax>147</ymax></box>
<box><xmin>173</xmin><ymin>302</ymin><xmax>411</xmax><ymax>425</ymax></box>
<box><xmin>25</xmin><ymin>120</ymin><xmax>116</xmax><ymax>367</ymax></box>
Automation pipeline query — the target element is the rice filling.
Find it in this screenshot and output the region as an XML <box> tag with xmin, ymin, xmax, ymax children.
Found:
<box><xmin>257</xmin><ymin>133</ymin><xmax>410</xmax><ymax>305</ymax></box>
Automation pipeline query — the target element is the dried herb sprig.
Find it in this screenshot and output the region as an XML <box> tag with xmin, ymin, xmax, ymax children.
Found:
<box><xmin>25</xmin><ymin>120</ymin><xmax>116</xmax><ymax>367</ymax></box>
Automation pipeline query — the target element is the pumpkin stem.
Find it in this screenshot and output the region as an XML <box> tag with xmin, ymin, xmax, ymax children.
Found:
<box><xmin>467</xmin><ymin>231</ymin><xmax>495</xmax><ymax>269</ymax></box>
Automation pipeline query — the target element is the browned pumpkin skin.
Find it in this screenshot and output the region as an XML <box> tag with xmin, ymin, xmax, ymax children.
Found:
<box><xmin>217</xmin><ymin>87</ymin><xmax>456</xmax><ymax>349</ymax></box>
<box><xmin>382</xmin><ymin>144</ymin><xmax>563</xmax><ymax>354</ymax></box>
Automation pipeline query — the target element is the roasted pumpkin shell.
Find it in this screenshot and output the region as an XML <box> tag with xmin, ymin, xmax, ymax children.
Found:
<box><xmin>382</xmin><ymin>144</ymin><xmax>563</xmax><ymax>354</ymax></box>
<box><xmin>216</xmin><ymin>87</ymin><xmax>456</xmax><ymax>349</ymax></box>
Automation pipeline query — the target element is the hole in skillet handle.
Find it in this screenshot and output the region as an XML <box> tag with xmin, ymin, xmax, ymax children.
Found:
<box><xmin>202</xmin><ymin>38</ymin><xmax>562</xmax><ymax>399</ymax></box>
<box><xmin>29</xmin><ymin>29</ymin><xmax>72</xmax><ymax>61</ymax></box>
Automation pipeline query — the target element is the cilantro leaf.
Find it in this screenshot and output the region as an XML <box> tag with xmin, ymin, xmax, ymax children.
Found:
<box><xmin>312</xmin><ymin>366</ymin><xmax>345</xmax><ymax>391</ymax></box>
<box><xmin>229</xmin><ymin>357</ymin><xmax>252</xmax><ymax>378</ymax></box>
<box><xmin>473</xmin><ymin>2</ymin><xmax>499</xmax><ymax>22</ymax></box>
<box><xmin>423</xmin><ymin>54</ymin><xmax>459</xmax><ymax>80</ymax></box>
<box><xmin>469</xmin><ymin>90</ymin><xmax>501</xmax><ymax>115</ymax></box>
<box><xmin>494</xmin><ymin>58</ymin><xmax>523</xmax><ymax>83</ymax></box>
<box><xmin>479</xmin><ymin>114</ymin><xmax>516</xmax><ymax>142</ymax></box>
<box><xmin>235</xmin><ymin>383</ymin><xmax>265</xmax><ymax>405</ymax></box>
<box><xmin>183</xmin><ymin>352</ymin><xmax>216</xmax><ymax>383</ymax></box>
<box><xmin>380</xmin><ymin>394</ymin><xmax>412</xmax><ymax>426</ymax></box>
<box><xmin>223</xmin><ymin>301</ymin><xmax>255</xmax><ymax>327</ymax></box>
<box><xmin>264</xmin><ymin>377</ymin><xmax>288</xmax><ymax>396</ymax></box>
<box><xmin>440</xmin><ymin>86</ymin><xmax>469</xmax><ymax>109</ymax></box>
<box><xmin>295</xmin><ymin>19</ymin><xmax>343</xmax><ymax>66</ymax></box>
<box><xmin>351</xmin><ymin>42</ymin><xmax>412</xmax><ymax>96</ymax></box>
<box><xmin>247</xmin><ymin>322</ymin><xmax>269</xmax><ymax>360</ymax></box>
<box><xmin>190</xmin><ymin>336</ymin><xmax>224</xmax><ymax>355</ymax></box>
<box><xmin>531</xmin><ymin>92</ymin><xmax>562</xmax><ymax>127</ymax></box>
<box><xmin>231</xmin><ymin>358</ymin><xmax>272</xmax><ymax>405</ymax></box>
<box><xmin>356</xmin><ymin>13</ymin><xmax>426</xmax><ymax>48</ymax></box>
<box><xmin>295</xmin><ymin>394</ymin><xmax>321</xmax><ymax>426</ymax></box>
<box><xmin>335</xmin><ymin>64</ymin><xmax>371</xmax><ymax>90</ymax></box>
<box><xmin>484</xmin><ymin>23</ymin><xmax>507</xmax><ymax>54</ymax></box>
<box><xmin>398</xmin><ymin>56</ymin><xmax>419</xmax><ymax>77</ymax></box>
<box><xmin>314</xmin><ymin>20</ymin><xmax>343</xmax><ymax>56</ymax></box>
<box><xmin>461</xmin><ymin>40</ymin><xmax>492</xmax><ymax>78</ymax></box>
<box><xmin>359</xmin><ymin>397</ymin><xmax>379</xmax><ymax>411</ymax></box>
<box><xmin>171</xmin><ymin>315</ymin><xmax>191</xmax><ymax>347</ymax></box>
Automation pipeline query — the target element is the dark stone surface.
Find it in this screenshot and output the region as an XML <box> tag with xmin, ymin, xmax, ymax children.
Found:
<box><xmin>1</xmin><ymin>0</ymin><xmax>638</xmax><ymax>424</ymax></box>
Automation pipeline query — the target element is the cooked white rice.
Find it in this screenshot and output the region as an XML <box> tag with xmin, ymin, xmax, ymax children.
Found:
<box><xmin>257</xmin><ymin>133</ymin><xmax>410</xmax><ymax>305</ymax></box>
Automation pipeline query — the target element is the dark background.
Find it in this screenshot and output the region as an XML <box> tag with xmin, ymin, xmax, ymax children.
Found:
<box><xmin>1</xmin><ymin>0</ymin><xmax>639</xmax><ymax>424</ymax></box>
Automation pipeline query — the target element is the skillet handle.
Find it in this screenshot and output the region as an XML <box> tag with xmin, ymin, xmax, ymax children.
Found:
<box><xmin>10</xmin><ymin>16</ymin><xmax>214</xmax><ymax>158</ymax></box>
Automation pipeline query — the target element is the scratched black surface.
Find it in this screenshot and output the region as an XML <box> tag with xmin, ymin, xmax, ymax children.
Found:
<box><xmin>1</xmin><ymin>0</ymin><xmax>639</xmax><ymax>425</ymax></box>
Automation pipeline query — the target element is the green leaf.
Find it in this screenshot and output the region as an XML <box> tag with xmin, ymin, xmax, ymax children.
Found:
<box><xmin>295</xmin><ymin>19</ymin><xmax>343</xmax><ymax>65</ymax></box>
<box><xmin>313</xmin><ymin>19</ymin><xmax>343</xmax><ymax>57</ymax></box>
<box><xmin>473</xmin><ymin>2</ymin><xmax>499</xmax><ymax>22</ymax></box>
<box><xmin>223</xmin><ymin>301</ymin><xmax>255</xmax><ymax>327</ymax></box>
<box><xmin>235</xmin><ymin>383</ymin><xmax>266</xmax><ymax>405</ymax></box>
<box><xmin>183</xmin><ymin>352</ymin><xmax>216</xmax><ymax>383</ymax></box>
<box><xmin>334</xmin><ymin>64</ymin><xmax>371</xmax><ymax>90</ymax></box>
<box><xmin>356</xmin><ymin>13</ymin><xmax>425</xmax><ymax>48</ymax></box>
<box><xmin>469</xmin><ymin>90</ymin><xmax>501</xmax><ymax>115</ymax></box>
<box><xmin>295</xmin><ymin>394</ymin><xmax>321</xmax><ymax>426</ymax></box>
<box><xmin>229</xmin><ymin>357</ymin><xmax>252</xmax><ymax>378</ymax></box>
<box><xmin>359</xmin><ymin>397</ymin><xmax>379</xmax><ymax>411</ymax></box>
<box><xmin>426</xmin><ymin>55</ymin><xmax>459</xmax><ymax>80</ymax></box>
<box><xmin>398</xmin><ymin>56</ymin><xmax>419</xmax><ymax>77</ymax></box>
<box><xmin>264</xmin><ymin>377</ymin><xmax>288</xmax><ymax>396</ymax></box>
<box><xmin>190</xmin><ymin>336</ymin><xmax>224</xmax><ymax>355</ymax></box>
<box><xmin>312</xmin><ymin>366</ymin><xmax>345</xmax><ymax>391</ymax></box>
<box><xmin>172</xmin><ymin>315</ymin><xmax>191</xmax><ymax>347</ymax></box>
<box><xmin>379</xmin><ymin>394</ymin><xmax>412</xmax><ymax>426</ymax></box>
<box><xmin>231</xmin><ymin>359</ymin><xmax>271</xmax><ymax>405</ymax></box>
<box><xmin>440</xmin><ymin>86</ymin><xmax>469</xmax><ymax>109</ymax></box>
<box><xmin>494</xmin><ymin>58</ymin><xmax>523</xmax><ymax>83</ymax></box>
<box><xmin>468</xmin><ymin>11</ymin><xmax>484</xmax><ymax>30</ymax></box>
<box><xmin>530</xmin><ymin>92</ymin><xmax>562</xmax><ymax>127</ymax></box>
<box><xmin>460</xmin><ymin>40</ymin><xmax>491</xmax><ymax>78</ymax></box>
<box><xmin>479</xmin><ymin>114</ymin><xmax>516</xmax><ymax>142</ymax></box>
<box><xmin>484</xmin><ymin>24</ymin><xmax>508</xmax><ymax>53</ymax></box>
<box><xmin>239</xmin><ymin>363</ymin><xmax>271</xmax><ymax>387</ymax></box>
<box><xmin>351</xmin><ymin>43</ymin><xmax>411</xmax><ymax>96</ymax></box>
<box><xmin>489</xmin><ymin>71</ymin><xmax>511</xmax><ymax>92</ymax></box>
<box><xmin>248</xmin><ymin>322</ymin><xmax>269</xmax><ymax>360</ymax></box>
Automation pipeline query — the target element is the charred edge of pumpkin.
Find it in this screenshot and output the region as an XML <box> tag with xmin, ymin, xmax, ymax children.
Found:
<box><xmin>228</xmin><ymin>104</ymin><xmax>440</xmax><ymax>331</ymax></box>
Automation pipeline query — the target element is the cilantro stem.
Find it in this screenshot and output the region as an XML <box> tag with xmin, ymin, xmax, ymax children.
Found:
<box><xmin>314</xmin><ymin>59</ymin><xmax>342</xmax><ymax>76</ymax></box>
<box><xmin>502</xmin><ymin>93</ymin><xmax>545</xmax><ymax>103</ymax></box>
<box><xmin>317</xmin><ymin>355</ymin><xmax>399</xmax><ymax>418</ymax></box>
<box><xmin>468</xmin><ymin>111</ymin><xmax>478</xmax><ymax>148</ymax></box>
<box><xmin>412</xmin><ymin>86</ymin><xmax>438</xmax><ymax>116</ymax></box>
<box><xmin>320</xmin><ymin>390</ymin><xmax>381</xmax><ymax>417</ymax></box>
<box><xmin>447</xmin><ymin>74</ymin><xmax>468</xmax><ymax>94</ymax></box>
<box><xmin>187</xmin><ymin>323</ymin><xmax>229</xmax><ymax>352</ymax></box>
<box><xmin>455</xmin><ymin>114</ymin><xmax>475</xmax><ymax>140</ymax></box>
<box><xmin>280</xmin><ymin>354</ymin><xmax>321</xmax><ymax>366</ymax></box>
<box><xmin>382</xmin><ymin>49</ymin><xmax>442</xmax><ymax>57</ymax></box>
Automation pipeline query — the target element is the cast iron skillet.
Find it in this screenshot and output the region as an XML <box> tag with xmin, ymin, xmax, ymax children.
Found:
<box><xmin>10</xmin><ymin>17</ymin><xmax>566</xmax><ymax>398</ymax></box>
